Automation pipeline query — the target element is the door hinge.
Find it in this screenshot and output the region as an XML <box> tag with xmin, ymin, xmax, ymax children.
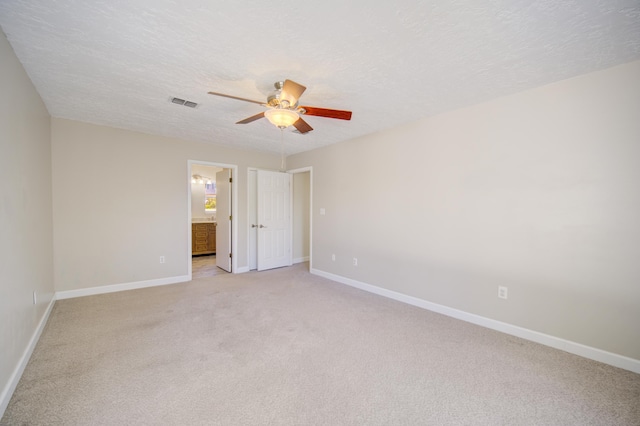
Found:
<box><xmin>229</xmin><ymin>215</ymin><xmax>232</xmax><ymax>221</ymax></box>
<box><xmin>229</xmin><ymin>177</ymin><xmax>232</xmax><ymax>183</ymax></box>
<box><xmin>229</xmin><ymin>253</ymin><xmax>232</xmax><ymax>258</ymax></box>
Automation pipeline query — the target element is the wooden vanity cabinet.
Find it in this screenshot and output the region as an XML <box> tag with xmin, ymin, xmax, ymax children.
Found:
<box><xmin>192</xmin><ymin>222</ymin><xmax>216</xmax><ymax>255</ymax></box>
<box><xmin>207</xmin><ymin>224</ymin><xmax>216</xmax><ymax>252</ymax></box>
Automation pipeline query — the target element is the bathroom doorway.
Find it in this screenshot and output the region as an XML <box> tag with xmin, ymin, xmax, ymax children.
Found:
<box><xmin>188</xmin><ymin>161</ymin><xmax>237</xmax><ymax>278</ymax></box>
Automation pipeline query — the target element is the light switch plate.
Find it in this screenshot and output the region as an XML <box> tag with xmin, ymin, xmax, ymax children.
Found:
<box><xmin>498</xmin><ymin>286</ymin><xmax>508</xmax><ymax>299</ymax></box>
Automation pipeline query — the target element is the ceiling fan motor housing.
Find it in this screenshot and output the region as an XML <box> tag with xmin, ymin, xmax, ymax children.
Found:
<box><xmin>267</xmin><ymin>93</ymin><xmax>280</xmax><ymax>107</ymax></box>
<box><xmin>267</xmin><ymin>81</ymin><xmax>283</xmax><ymax>107</ymax></box>
<box><xmin>267</xmin><ymin>81</ymin><xmax>297</xmax><ymax>109</ymax></box>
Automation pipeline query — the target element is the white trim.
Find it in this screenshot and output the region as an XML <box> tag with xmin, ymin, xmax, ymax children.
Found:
<box><xmin>310</xmin><ymin>268</ymin><xmax>640</xmax><ymax>375</ymax></box>
<box><xmin>293</xmin><ymin>256</ymin><xmax>310</xmax><ymax>264</ymax></box>
<box><xmin>55</xmin><ymin>275</ymin><xmax>190</xmax><ymax>300</ymax></box>
<box><xmin>1</xmin><ymin>296</ymin><xmax>56</xmax><ymax>418</ymax></box>
<box><xmin>287</xmin><ymin>167</ymin><xmax>313</xmax><ymax>173</ymax></box>
<box><xmin>235</xmin><ymin>266</ymin><xmax>250</xmax><ymax>273</ymax></box>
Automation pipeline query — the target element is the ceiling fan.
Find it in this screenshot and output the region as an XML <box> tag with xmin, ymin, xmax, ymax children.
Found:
<box><xmin>208</xmin><ymin>80</ymin><xmax>352</xmax><ymax>134</ymax></box>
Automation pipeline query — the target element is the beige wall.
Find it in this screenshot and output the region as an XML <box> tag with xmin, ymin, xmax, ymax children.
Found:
<box><xmin>52</xmin><ymin>119</ymin><xmax>280</xmax><ymax>291</ymax></box>
<box><xmin>288</xmin><ymin>60</ymin><xmax>640</xmax><ymax>360</ymax></box>
<box><xmin>0</xmin><ymin>30</ymin><xmax>54</xmax><ymax>409</ymax></box>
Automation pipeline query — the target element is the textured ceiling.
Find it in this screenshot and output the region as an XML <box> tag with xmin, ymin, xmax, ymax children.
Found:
<box><xmin>1</xmin><ymin>1</ymin><xmax>639</xmax><ymax>155</ymax></box>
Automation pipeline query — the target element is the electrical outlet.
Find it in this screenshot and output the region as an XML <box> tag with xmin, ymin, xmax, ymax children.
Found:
<box><xmin>320</xmin><ymin>208</ymin><xmax>326</xmax><ymax>215</ymax></box>
<box><xmin>353</xmin><ymin>258</ymin><xmax>358</xmax><ymax>266</ymax></box>
<box><xmin>332</xmin><ymin>254</ymin><xmax>336</xmax><ymax>261</ymax></box>
<box><xmin>498</xmin><ymin>286</ymin><xmax>508</xmax><ymax>299</ymax></box>
<box><xmin>160</xmin><ymin>256</ymin><xmax>165</xmax><ymax>264</ymax></box>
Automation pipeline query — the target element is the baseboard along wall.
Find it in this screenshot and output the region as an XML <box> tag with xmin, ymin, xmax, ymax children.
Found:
<box><xmin>55</xmin><ymin>275</ymin><xmax>191</xmax><ymax>300</ymax></box>
<box><xmin>310</xmin><ymin>268</ymin><xmax>640</xmax><ymax>375</ymax></box>
<box><xmin>1</xmin><ymin>297</ymin><xmax>56</xmax><ymax>418</ymax></box>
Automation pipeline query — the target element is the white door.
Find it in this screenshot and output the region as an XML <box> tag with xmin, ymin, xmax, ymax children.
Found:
<box><xmin>248</xmin><ymin>170</ymin><xmax>258</xmax><ymax>270</ymax></box>
<box><xmin>257</xmin><ymin>170</ymin><xmax>292</xmax><ymax>271</ymax></box>
<box><xmin>216</xmin><ymin>169</ymin><xmax>232</xmax><ymax>272</ymax></box>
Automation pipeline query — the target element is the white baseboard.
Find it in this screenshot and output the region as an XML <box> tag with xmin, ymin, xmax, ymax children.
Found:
<box><xmin>293</xmin><ymin>256</ymin><xmax>310</xmax><ymax>264</ymax></box>
<box><xmin>56</xmin><ymin>275</ymin><xmax>190</xmax><ymax>300</ymax></box>
<box><xmin>235</xmin><ymin>266</ymin><xmax>250</xmax><ymax>273</ymax></box>
<box><xmin>311</xmin><ymin>268</ymin><xmax>640</xmax><ymax>375</ymax></box>
<box><xmin>1</xmin><ymin>296</ymin><xmax>56</xmax><ymax>418</ymax></box>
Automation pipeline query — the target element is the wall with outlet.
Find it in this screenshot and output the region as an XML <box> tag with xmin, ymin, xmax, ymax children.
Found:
<box><xmin>51</xmin><ymin>119</ymin><xmax>281</xmax><ymax>291</ymax></box>
<box><xmin>287</xmin><ymin>60</ymin><xmax>640</xmax><ymax>361</ymax></box>
<box><xmin>0</xmin><ymin>30</ymin><xmax>55</xmax><ymax>414</ymax></box>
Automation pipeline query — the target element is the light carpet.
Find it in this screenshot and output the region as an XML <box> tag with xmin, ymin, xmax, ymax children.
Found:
<box><xmin>2</xmin><ymin>263</ymin><xmax>639</xmax><ymax>425</ymax></box>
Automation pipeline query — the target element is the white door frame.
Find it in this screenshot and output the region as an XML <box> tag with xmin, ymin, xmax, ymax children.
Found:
<box><xmin>246</xmin><ymin>166</ymin><xmax>312</xmax><ymax>271</ymax></box>
<box><xmin>287</xmin><ymin>166</ymin><xmax>313</xmax><ymax>270</ymax></box>
<box><xmin>187</xmin><ymin>160</ymin><xmax>238</xmax><ymax>279</ymax></box>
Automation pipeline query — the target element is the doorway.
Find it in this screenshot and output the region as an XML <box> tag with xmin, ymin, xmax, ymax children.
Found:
<box><xmin>188</xmin><ymin>160</ymin><xmax>238</xmax><ymax>279</ymax></box>
<box><xmin>248</xmin><ymin>167</ymin><xmax>311</xmax><ymax>271</ymax></box>
<box><xmin>248</xmin><ymin>169</ymin><xmax>292</xmax><ymax>271</ymax></box>
<box><xmin>289</xmin><ymin>167</ymin><xmax>312</xmax><ymax>270</ymax></box>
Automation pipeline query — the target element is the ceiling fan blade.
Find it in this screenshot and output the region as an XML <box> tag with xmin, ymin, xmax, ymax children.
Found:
<box><xmin>292</xmin><ymin>117</ymin><xmax>313</xmax><ymax>134</ymax></box>
<box><xmin>236</xmin><ymin>112</ymin><xmax>265</xmax><ymax>124</ymax></box>
<box><xmin>208</xmin><ymin>91</ymin><xmax>265</xmax><ymax>106</ymax></box>
<box><xmin>300</xmin><ymin>106</ymin><xmax>352</xmax><ymax>120</ymax></box>
<box><xmin>281</xmin><ymin>80</ymin><xmax>306</xmax><ymax>106</ymax></box>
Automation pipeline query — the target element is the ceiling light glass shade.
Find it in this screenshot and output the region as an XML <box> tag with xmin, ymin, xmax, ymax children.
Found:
<box><xmin>264</xmin><ymin>108</ymin><xmax>299</xmax><ymax>128</ymax></box>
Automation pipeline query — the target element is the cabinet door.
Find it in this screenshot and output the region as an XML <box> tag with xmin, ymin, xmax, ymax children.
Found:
<box><xmin>208</xmin><ymin>224</ymin><xmax>216</xmax><ymax>252</ymax></box>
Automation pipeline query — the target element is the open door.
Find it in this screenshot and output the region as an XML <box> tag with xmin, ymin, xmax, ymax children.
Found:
<box><xmin>216</xmin><ymin>169</ymin><xmax>232</xmax><ymax>272</ymax></box>
<box><xmin>257</xmin><ymin>170</ymin><xmax>292</xmax><ymax>271</ymax></box>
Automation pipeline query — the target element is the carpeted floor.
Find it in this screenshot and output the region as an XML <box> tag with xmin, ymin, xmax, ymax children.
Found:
<box><xmin>2</xmin><ymin>263</ymin><xmax>639</xmax><ymax>425</ymax></box>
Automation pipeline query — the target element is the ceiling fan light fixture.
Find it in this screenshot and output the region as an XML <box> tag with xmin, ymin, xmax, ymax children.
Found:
<box><xmin>264</xmin><ymin>108</ymin><xmax>299</xmax><ymax>129</ymax></box>
<box><xmin>208</xmin><ymin>79</ymin><xmax>351</xmax><ymax>134</ymax></box>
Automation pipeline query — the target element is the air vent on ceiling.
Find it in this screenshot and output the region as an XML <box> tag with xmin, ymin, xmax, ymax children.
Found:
<box><xmin>171</xmin><ymin>97</ymin><xmax>198</xmax><ymax>108</ymax></box>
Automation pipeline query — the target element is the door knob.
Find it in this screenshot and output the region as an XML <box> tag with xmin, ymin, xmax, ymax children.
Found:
<box><xmin>251</xmin><ymin>224</ymin><xmax>257</xmax><ymax>228</ymax></box>
<box><xmin>259</xmin><ymin>224</ymin><xmax>267</xmax><ymax>228</ymax></box>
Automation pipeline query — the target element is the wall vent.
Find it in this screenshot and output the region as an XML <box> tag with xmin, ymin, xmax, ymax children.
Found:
<box><xmin>171</xmin><ymin>97</ymin><xmax>198</xmax><ymax>108</ymax></box>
